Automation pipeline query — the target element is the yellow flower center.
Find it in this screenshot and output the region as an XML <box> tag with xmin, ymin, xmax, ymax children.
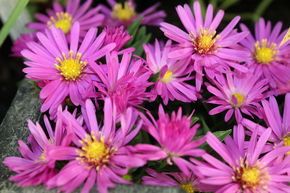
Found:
<box><xmin>77</xmin><ymin>135</ymin><xmax>112</xmax><ymax>169</ymax></box>
<box><xmin>112</xmin><ymin>2</ymin><xmax>136</xmax><ymax>22</ymax></box>
<box><xmin>47</xmin><ymin>12</ymin><xmax>72</xmax><ymax>34</ymax></box>
<box><xmin>190</xmin><ymin>29</ymin><xmax>218</xmax><ymax>55</ymax></box>
<box><xmin>181</xmin><ymin>183</ymin><xmax>195</xmax><ymax>193</ymax></box>
<box><xmin>55</xmin><ymin>51</ymin><xmax>86</xmax><ymax>81</ymax></box>
<box><xmin>231</xmin><ymin>93</ymin><xmax>244</xmax><ymax>107</ymax></box>
<box><xmin>241</xmin><ymin>168</ymin><xmax>260</xmax><ymax>184</ymax></box>
<box><xmin>233</xmin><ymin>159</ymin><xmax>270</xmax><ymax>191</ymax></box>
<box><xmin>37</xmin><ymin>150</ymin><xmax>47</xmax><ymax>162</ymax></box>
<box><xmin>254</xmin><ymin>39</ymin><xmax>278</xmax><ymax>65</ymax></box>
<box><xmin>161</xmin><ymin>70</ymin><xmax>173</xmax><ymax>83</ymax></box>
<box><xmin>282</xmin><ymin>133</ymin><xmax>290</xmax><ymax>154</ymax></box>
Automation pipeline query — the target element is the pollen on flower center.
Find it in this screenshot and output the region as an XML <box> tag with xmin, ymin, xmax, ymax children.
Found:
<box><xmin>254</xmin><ymin>39</ymin><xmax>278</xmax><ymax>65</ymax></box>
<box><xmin>37</xmin><ymin>150</ymin><xmax>47</xmax><ymax>162</ymax></box>
<box><xmin>112</xmin><ymin>2</ymin><xmax>136</xmax><ymax>22</ymax></box>
<box><xmin>241</xmin><ymin>168</ymin><xmax>260</xmax><ymax>184</ymax></box>
<box><xmin>47</xmin><ymin>12</ymin><xmax>72</xmax><ymax>34</ymax></box>
<box><xmin>231</xmin><ymin>93</ymin><xmax>244</xmax><ymax>107</ymax></box>
<box><xmin>190</xmin><ymin>29</ymin><xmax>218</xmax><ymax>55</ymax></box>
<box><xmin>282</xmin><ymin>133</ymin><xmax>290</xmax><ymax>154</ymax></box>
<box><xmin>77</xmin><ymin>134</ymin><xmax>112</xmax><ymax>169</ymax></box>
<box><xmin>55</xmin><ymin>51</ymin><xmax>86</xmax><ymax>81</ymax></box>
<box><xmin>180</xmin><ymin>183</ymin><xmax>195</xmax><ymax>193</ymax></box>
<box><xmin>233</xmin><ymin>159</ymin><xmax>270</xmax><ymax>191</ymax></box>
<box><xmin>161</xmin><ymin>70</ymin><xmax>173</xmax><ymax>83</ymax></box>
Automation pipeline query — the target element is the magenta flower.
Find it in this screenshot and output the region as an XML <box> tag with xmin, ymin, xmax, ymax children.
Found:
<box><xmin>131</xmin><ymin>105</ymin><xmax>205</xmax><ymax>172</ymax></box>
<box><xmin>11</xmin><ymin>33</ymin><xmax>37</xmax><ymax>57</ymax></box>
<box><xmin>144</xmin><ymin>39</ymin><xmax>198</xmax><ymax>104</ymax></box>
<box><xmin>90</xmin><ymin>51</ymin><xmax>152</xmax><ymax>114</ymax></box>
<box><xmin>99</xmin><ymin>0</ymin><xmax>166</xmax><ymax>27</ymax></box>
<box><xmin>206</xmin><ymin>72</ymin><xmax>268</xmax><ymax>122</ymax></box>
<box><xmin>242</xmin><ymin>93</ymin><xmax>290</xmax><ymax>152</ymax></box>
<box><xmin>27</xmin><ymin>0</ymin><xmax>103</xmax><ymax>37</ymax></box>
<box><xmin>240</xmin><ymin>18</ymin><xmax>290</xmax><ymax>90</ymax></box>
<box><xmin>160</xmin><ymin>1</ymin><xmax>249</xmax><ymax>90</ymax></box>
<box><xmin>3</xmin><ymin>113</ymin><xmax>72</xmax><ymax>187</ymax></box>
<box><xmin>22</xmin><ymin>22</ymin><xmax>115</xmax><ymax>117</ymax></box>
<box><xmin>46</xmin><ymin>98</ymin><xmax>146</xmax><ymax>193</ymax></box>
<box><xmin>143</xmin><ymin>169</ymin><xmax>206</xmax><ymax>193</ymax></box>
<box><xmin>192</xmin><ymin>125</ymin><xmax>290</xmax><ymax>192</ymax></box>
<box><xmin>103</xmin><ymin>26</ymin><xmax>132</xmax><ymax>52</ymax></box>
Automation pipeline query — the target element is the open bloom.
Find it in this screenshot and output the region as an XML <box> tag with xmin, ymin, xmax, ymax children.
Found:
<box><xmin>27</xmin><ymin>0</ymin><xmax>104</xmax><ymax>37</ymax></box>
<box><xmin>131</xmin><ymin>105</ymin><xmax>205</xmax><ymax>172</ymax></box>
<box><xmin>90</xmin><ymin>51</ymin><xmax>152</xmax><ymax>114</ymax></box>
<box><xmin>46</xmin><ymin>98</ymin><xmax>146</xmax><ymax>193</ymax></box>
<box><xmin>192</xmin><ymin>125</ymin><xmax>290</xmax><ymax>192</ymax></box>
<box><xmin>206</xmin><ymin>72</ymin><xmax>268</xmax><ymax>122</ymax></box>
<box><xmin>143</xmin><ymin>169</ymin><xmax>205</xmax><ymax>193</ymax></box>
<box><xmin>160</xmin><ymin>1</ymin><xmax>249</xmax><ymax>90</ymax></box>
<box><xmin>3</xmin><ymin>113</ymin><xmax>72</xmax><ymax>187</ymax></box>
<box><xmin>240</xmin><ymin>18</ymin><xmax>290</xmax><ymax>90</ymax></box>
<box><xmin>242</xmin><ymin>93</ymin><xmax>290</xmax><ymax>152</ymax></box>
<box><xmin>22</xmin><ymin>22</ymin><xmax>115</xmax><ymax>117</ymax></box>
<box><xmin>99</xmin><ymin>0</ymin><xmax>166</xmax><ymax>27</ymax></box>
<box><xmin>144</xmin><ymin>39</ymin><xmax>198</xmax><ymax>104</ymax></box>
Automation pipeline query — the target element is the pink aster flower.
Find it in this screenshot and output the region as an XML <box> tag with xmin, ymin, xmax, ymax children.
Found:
<box><xmin>144</xmin><ymin>39</ymin><xmax>198</xmax><ymax>104</ymax></box>
<box><xmin>103</xmin><ymin>26</ymin><xmax>132</xmax><ymax>52</ymax></box>
<box><xmin>131</xmin><ymin>105</ymin><xmax>205</xmax><ymax>172</ymax></box>
<box><xmin>22</xmin><ymin>22</ymin><xmax>115</xmax><ymax>117</ymax></box>
<box><xmin>99</xmin><ymin>0</ymin><xmax>166</xmax><ymax>27</ymax></box>
<box><xmin>90</xmin><ymin>51</ymin><xmax>152</xmax><ymax>114</ymax></box>
<box><xmin>160</xmin><ymin>1</ymin><xmax>249</xmax><ymax>91</ymax></box>
<box><xmin>11</xmin><ymin>32</ymin><xmax>37</xmax><ymax>57</ymax></box>
<box><xmin>242</xmin><ymin>93</ymin><xmax>290</xmax><ymax>152</ymax></box>
<box><xmin>206</xmin><ymin>72</ymin><xmax>268</xmax><ymax>122</ymax></box>
<box><xmin>27</xmin><ymin>0</ymin><xmax>104</xmax><ymax>37</ymax></box>
<box><xmin>3</xmin><ymin>113</ymin><xmax>72</xmax><ymax>187</ymax></box>
<box><xmin>46</xmin><ymin>98</ymin><xmax>146</xmax><ymax>193</ymax></box>
<box><xmin>192</xmin><ymin>125</ymin><xmax>290</xmax><ymax>193</ymax></box>
<box><xmin>240</xmin><ymin>18</ymin><xmax>290</xmax><ymax>90</ymax></box>
<box><xmin>143</xmin><ymin>169</ymin><xmax>207</xmax><ymax>193</ymax></box>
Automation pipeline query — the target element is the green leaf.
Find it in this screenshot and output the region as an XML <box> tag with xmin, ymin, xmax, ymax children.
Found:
<box><xmin>126</xmin><ymin>16</ymin><xmax>143</xmax><ymax>45</ymax></box>
<box><xmin>0</xmin><ymin>0</ymin><xmax>29</xmax><ymax>46</ymax></box>
<box><xmin>198</xmin><ymin>129</ymin><xmax>232</xmax><ymax>151</ymax></box>
<box><xmin>220</xmin><ymin>0</ymin><xmax>240</xmax><ymax>10</ymax></box>
<box><xmin>252</xmin><ymin>0</ymin><xmax>272</xmax><ymax>22</ymax></box>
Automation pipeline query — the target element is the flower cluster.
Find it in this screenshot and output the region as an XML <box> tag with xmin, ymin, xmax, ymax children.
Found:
<box><xmin>5</xmin><ymin>0</ymin><xmax>290</xmax><ymax>193</ymax></box>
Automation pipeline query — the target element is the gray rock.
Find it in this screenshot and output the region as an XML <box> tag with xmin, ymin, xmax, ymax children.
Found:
<box><xmin>0</xmin><ymin>79</ymin><xmax>184</xmax><ymax>193</ymax></box>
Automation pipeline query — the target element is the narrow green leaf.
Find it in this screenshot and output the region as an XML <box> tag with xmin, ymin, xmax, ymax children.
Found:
<box><xmin>197</xmin><ymin>129</ymin><xmax>232</xmax><ymax>151</ymax></box>
<box><xmin>220</xmin><ymin>0</ymin><xmax>240</xmax><ymax>10</ymax></box>
<box><xmin>126</xmin><ymin>17</ymin><xmax>143</xmax><ymax>46</ymax></box>
<box><xmin>0</xmin><ymin>0</ymin><xmax>29</xmax><ymax>46</ymax></box>
<box><xmin>252</xmin><ymin>0</ymin><xmax>272</xmax><ymax>22</ymax></box>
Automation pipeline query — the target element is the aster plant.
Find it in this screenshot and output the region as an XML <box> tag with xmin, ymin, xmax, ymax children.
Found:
<box><xmin>160</xmin><ymin>1</ymin><xmax>249</xmax><ymax>91</ymax></box>
<box><xmin>22</xmin><ymin>22</ymin><xmax>115</xmax><ymax>117</ymax></box>
<box><xmin>99</xmin><ymin>0</ymin><xmax>166</xmax><ymax>27</ymax></box>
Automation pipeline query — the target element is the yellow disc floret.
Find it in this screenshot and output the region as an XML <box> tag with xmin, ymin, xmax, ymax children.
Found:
<box><xmin>161</xmin><ymin>70</ymin><xmax>173</xmax><ymax>83</ymax></box>
<box><xmin>282</xmin><ymin>133</ymin><xmax>290</xmax><ymax>154</ymax></box>
<box><xmin>47</xmin><ymin>12</ymin><xmax>72</xmax><ymax>34</ymax></box>
<box><xmin>55</xmin><ymin>51</ymin><xmax>86</xmax><ymax>81</ymax></box>
<box><xmin>233</xmin><ymin>159</ymin><xmax>270</xmax><ymax>191</ymax></box>
<box><xmin>77</xmin><ymin>134</ymin><xmax>112</xmax><ymax>169</ymax></box>
<box><xmin>112</xmin><ymin>1</ymin><xmax>136</xmax><ymax>22</ymax></box>
<box><xmin>231</xmin><ymin>93</ymin><xmax>245</xmax><ymax>107</ymax></box>
<box><xmin>181</xmin><ymin>183</ymin><xmax>195</xmax><ymax>193</ymax></box>
<box><xmin>190</xmin><ymin>29</ymin><xmax>219</xmax><ymax>55</ymax></box>
<box><xmin>254</xmin><ymin>39</ymin><xmax>278</xmax><ymax>65</ymax></box>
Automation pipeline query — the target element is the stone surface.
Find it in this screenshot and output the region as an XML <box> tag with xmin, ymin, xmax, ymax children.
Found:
<box><xmin>0</xmin><ymin>79</ymin><xmax>184</xmax><ymax>193</ymax></box>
